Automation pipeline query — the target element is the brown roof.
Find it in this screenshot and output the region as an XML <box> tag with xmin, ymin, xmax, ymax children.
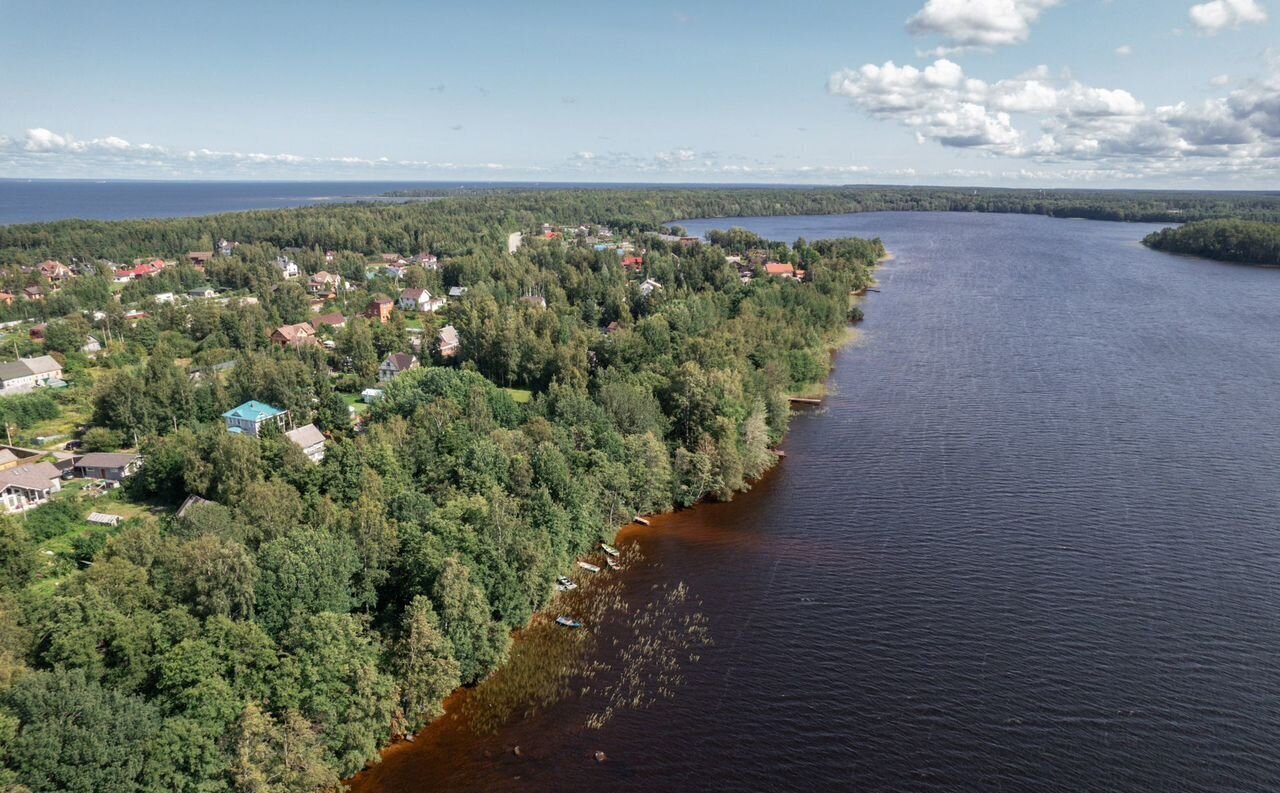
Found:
<box><xmin>315</xmin><ymin>313</ymin><xmax>346</xmax><ymax>327</ymax></box>
<box><xmin>273</xmin><ymin>322</ymin><xmax>316</xmax><ymax>342</ymax></box>
<box><xmin>764</xmin><ymin>261</ymin><xmax>795</xmax><ymax>276</ymax></box>
<box><xmin>383</xmin><ymin>353</ymin><xmax>418</xmax><ymax>372</ymax></box>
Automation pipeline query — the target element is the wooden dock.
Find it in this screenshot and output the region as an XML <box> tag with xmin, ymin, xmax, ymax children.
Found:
<box><xmin>788</xmin><ymin>397</ymin><xmax>822</xmax><ymax>406</ymax></box>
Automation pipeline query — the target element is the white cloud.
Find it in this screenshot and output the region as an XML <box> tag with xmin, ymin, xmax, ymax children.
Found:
<box><xmin>1115</xmin><ymin>44</ymin><xmax>1133</xmax><ymax>55</ymax></box>
<box><xmin>828</xmin><ymin>56</ymin><xmax>1280</xmax><ymax>181</ymax></box>
<box><xmin>0</xmin><ymin>128</ymin><xmax>533</xmax><ymax>179</ymax></box>
<box><xmin>1211</xmin><ymin>74</ymin><xmax>1232</xmax><ymax>85</ymax></box>
<box><xmin>1188</xmin><ymin>0</ymin><xmax>1267</xmax><ymax>32</ymax></box>
<box><xmin>906</xmin><ymin>0</ymin><xmax>1064</xmax><ymax>48</ymax></box>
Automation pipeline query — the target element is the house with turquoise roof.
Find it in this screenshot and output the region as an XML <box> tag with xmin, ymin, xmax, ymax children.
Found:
<box><xmin>222</xmin><ymin>400</ymin><xmax>288</xmax><ymax>437</ymax></box>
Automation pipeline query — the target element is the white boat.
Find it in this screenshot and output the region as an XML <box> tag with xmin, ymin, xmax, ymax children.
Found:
<box><xmin>577</xmin><ymin>561</ymin><xmax>601</xmax><ymax>573</ymax></box>
<box><xmin>555</xmin><ymin>616</ymin><xmax>582</xmax><ymax>628</ymax></box>
<box><xmin>605</xmin><ymin>556</ymin><xmax>621</xmax><ymax>571</ymax></box>
<box><xmin>600</xmin><ymin>543</ymin><xmax>620</xmax><ymax>557</ymax></box>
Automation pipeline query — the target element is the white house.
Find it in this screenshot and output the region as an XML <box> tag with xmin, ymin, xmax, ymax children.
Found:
<box><xmin>285</xmin><ymin>423</ymin><xmax>326</xmax><ymax>463</ymax></box>
<box><xmin>639</xmin><ymin>278</ymin><xmax>663</xmax><ymax>297</ymax></box>
<box><xmin>275</xmin><ymin>256</ymin><xmax>299</xmax><ymax>279</ymax></box>
<box><xmin>0</xmin><ymin>356</ymin><xmax>64</xmax><ymax>396</ymax></box>
<box><xmin>361</xmin><ymin>388</ymin><xmax>384</xmax><ymax>403</ymax></box>
<box><xmin>398</xmin><ymin>288</ymin><xmax>446</xmax><ymax>313</ymax></box>
<box><xmin>447</xmin><ymin>286</ymin><xmax>469</xmax><ymax>298</ymax></box>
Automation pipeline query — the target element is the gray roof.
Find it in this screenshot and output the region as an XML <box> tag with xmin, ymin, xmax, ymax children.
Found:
<box><xmin>0</xmin><ymin>355</ymin><xmax>61</xmax><ymax>382</ymax></box>
<box><xmin>285</xmin><ymin>423</ymin><xmax>325</xmax><ymax>449</ymax></box>
<box><xmin>75</xmin><ymin>452</ymin><xmax>140</xmax><ymax>470</ymax></box>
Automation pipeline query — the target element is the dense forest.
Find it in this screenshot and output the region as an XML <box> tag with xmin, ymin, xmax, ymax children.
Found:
<box><xmin>1142</xmin><ymin>219</ymin><xmax>1280</xmax><ymax>266</ymax></box>
<box><xmin>0</xmin><ymin>191</ymin><xmax>883</xmax><ymax>792</ymax></box>
<box><xmin>2</xmin><ymin>187</ymin><xmax>1279</xmax><ymax>269</ymax></box>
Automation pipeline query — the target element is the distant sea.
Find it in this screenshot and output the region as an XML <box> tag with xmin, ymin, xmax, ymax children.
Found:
<box><xmin>0</xmin><ymin>179</ymin><xmax>795</xmax><ymax>226</ymax></box>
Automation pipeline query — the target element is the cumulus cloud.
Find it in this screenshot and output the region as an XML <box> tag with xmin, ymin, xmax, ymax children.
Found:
<box><xmin>1115</xmin><ymin>44</ymin><xmax>1133</xmax><ymax>55</ymax></box>
<box><xmin>828</xmin><ymin>56</ymin><xmax>1280</xmax><ymax>180</ymax></box>
<box><xmin>907</xmin><ymin>0</ymin><xmax>1064</xmax><ymax>49</ymax></box>
<box><xmin>1188</xmin><ymin>0</ymin><xmax>1268</xmax><ymax>32</ymax></box>
<box><xmin>0</xmin><ymin>128</ymin><xmax>535</xmax><ymax>179</ymax></box>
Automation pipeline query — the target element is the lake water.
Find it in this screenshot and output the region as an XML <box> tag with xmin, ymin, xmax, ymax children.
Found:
<box><xmin>351</xmin><ymin>211</ymin><xmax>1280</xmax><ymax>792</ymax></box>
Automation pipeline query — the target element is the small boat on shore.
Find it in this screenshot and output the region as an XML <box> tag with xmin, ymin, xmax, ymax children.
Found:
<box><xmin>555</xmin><ymin>575</ymin><xmax>578</xmax><ymax>592</ymax></box>
<box><xmin>577</xmin><ymin>561</ymin><xmax>601</xmax><ymax>573</ymax></box>
<box><xmin>600</xmin><ymin>543</ymin><xmax>620</xmax><ymax>557</ymax></box>
<box><xmin>555</xmin><ymin>616</ymin><xmax>582</xmax><ymax>628</ymax></box>
<box><xmin>634</xmin><ymin>516</ymin><xmax>651</xmax><ymax>526</ymax></box>
<box><xmin>605</xmin><ymin>556</ymin><xmax>621</xmax><ymax>571</ymax></box>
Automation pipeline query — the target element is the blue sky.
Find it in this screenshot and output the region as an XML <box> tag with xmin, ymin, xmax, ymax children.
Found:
<box><xmin>0</xmin><ymin>0</ymin><xmax>1276</xmax><ymax>186</ymax></box>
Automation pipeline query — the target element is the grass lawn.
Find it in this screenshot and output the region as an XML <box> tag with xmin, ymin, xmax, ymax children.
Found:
<box><xmin>503</xmin><ymin>387</ymin><xmax>533</xmax><ymax>404</ymax></box>
<box><xmin>340</xmin><ymin>392</ymin><xmax>371</xmax><ymax>415</ymax></box>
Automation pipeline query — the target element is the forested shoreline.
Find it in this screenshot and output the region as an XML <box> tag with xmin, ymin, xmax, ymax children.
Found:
<box><xmin>0</xmin><ymin>191</ymin><xmax>882</xmax><ymax>792</ymax></box>
<box><xmin>1142</xmin><ymin>219</ymin><xmax>1280</xmax><ymax>266</ymax></box>
<box><xmin>2</xmin><ymin>186</ymin><xmax>1279</xmax><ymax>269</ymax></box>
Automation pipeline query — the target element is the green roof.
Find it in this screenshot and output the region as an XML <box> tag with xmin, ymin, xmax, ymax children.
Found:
<box><xmin>222</xmin><ymin>400</ymin><xmax>286</xmax><ymax>422</ymax></box>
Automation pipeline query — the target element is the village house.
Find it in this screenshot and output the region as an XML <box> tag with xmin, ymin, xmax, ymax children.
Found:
<box><xmin>308</xmin><ymin>271</ymin><xmax>344</xmax><ymax>295</ymax></box>
<box><xmin>365</xmin><ymin>297</ymin><xmax>395</xmax><ymax>324</ymax></box>
<box><xmin>74</xmin><ymin>452</ymin><xmax>143</xmax><ymax>481</ymax></box>
<box><xmin>39</xmin><ymin>260</ymin><xmax>72</xmax><ymax>283</ymax></box>
<box><xmin>519</xmin><ymin>294</ymin><xmax>547</xmax><ymax>310</ymax></box>
<box><xmin>81</xmin><ymin>335</ymin><xmax>103</xmax><ymax>356</ymax></box>
<box><xmin>324</xmin><ymin>250</ymin><xmax>337</xmax><ymax>264</ymax></box>
<box><xmin>153</xmin><ymin>292</ymin><xmax>176</xmax><ymax>304</ymax></box>
<box><xmin>314</xmin><ymin>313</ymin><xmax>347</xmax><ymax>331</ymax></box>
<box><xmin>217</xmin><ymin>239</ymin><xmax>237</xmax><ymax>256</ymax></box>
<box><xmin>189</xmin><ymin>286</ymin><xmax>217</xmax><ymax>299</ymax></box>
<box><xmin>412</xmin><ymin>252</ymin><xmax>439</xmax><ymax>270</ymax></box>
<box><xmin>621</xmin><ymin>256</ymin><xmax>644</xmax><ymax>272</ymax></box>
<box><xmin>0</xmin><ymin>356</ymin><xmax>63</xmax><ymax>396</ymax></box>
<box><xmin>399</xmin><ymin>288</ymin><xmax>446</xmax><ymax>313</ymax></box>
<box><xmin>113</xmin><ymin>260</ymin><xmax>163</xmax><ymax>282</ymax></box>
<box><xmin>275</xmin><ymin>256</ymin><xmax>300</xmax><ymax>279</ymax></box>
<box><xmin>764</xmin><ymin>261</ymin><xmax>796</xmax><ymax>278</ymax></box>
<box><xmin>285</xmin><ymin>423</ymin><xmax>326</xmax><ymax>463</ymax></box>
<box><xmin>0</xmin><ymin>462</ymin><xmax>62</xmax><ymax>513</ymax></box>
<box><xmin>437</xmin><ymin>324</ymin><xmax>460</xmax><ymax>358</ymax></box>
<box><xmin>187</xmin><ymin>251</ymin><xmax>214</xmax><ymax>267</ymax></box>
<box><xmin>22</xmin><ymin>285</ymin><xmax>44</xmax><ymax>302</ymax></box>
<box><xmin>270</xmin><ymin>322</ymin><xmax>318</xmax><ymax>349</ymax></box>
<box><xmin>379</xmin><ymin>253</ymin><xmax>406</xmax><ymax>264</ymax></box>
<box><xmin>379</xmin><ymin>352</ymin><xmax>419</xmax><ymax>382</ymax></box>
<box><xmin>639</xmin><ymin>278</ymin><xmax>663</xmax><ymax>297</ymax></box>
<box><xmin>222</xmin><ymin>400</ymin><xmax>289</xmax><ymax>437</ymax></box>
<box><xmin>447</xmin><ymin>286</ymin><xmax>469</xmax><ymax>299</ymax></box>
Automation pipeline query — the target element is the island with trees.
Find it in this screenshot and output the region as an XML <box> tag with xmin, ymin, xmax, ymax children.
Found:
<box><xmin>0</xmin><ymin>190</ymin><xmax>883</xmax><ymax>792</ymax></box>
<box><xmin>1142</xmin><ymin>219</ymin><xmax>1280</xmax><ymax>266</ymax></box>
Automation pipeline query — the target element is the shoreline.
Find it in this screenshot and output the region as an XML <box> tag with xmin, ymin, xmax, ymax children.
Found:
<box><xmin>345</xmin><ymin>262</ymin><xmax>884</xmax><ymax>791</ymax></box>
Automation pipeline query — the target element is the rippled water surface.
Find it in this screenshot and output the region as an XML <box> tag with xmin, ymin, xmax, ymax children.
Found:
<box><xmin>353</xmin><ymin>212</ymin><xmax>1280</xmax><ymax>793</ymax></box>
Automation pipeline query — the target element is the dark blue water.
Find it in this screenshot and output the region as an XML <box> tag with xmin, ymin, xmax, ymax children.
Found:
<box><xmin>0</xmin><ymin>180</ymin><xmax>460</xmax><ymax>225</ymax></box>
<box><xmin>0</xmin><ymin>180</ymin><xmax>793</xmax><ymax>226</ymax></box>
<box><xmin>357</xmin><ymin>212</ymin><xmax>1280</xmax><ymax>792</ymax></box>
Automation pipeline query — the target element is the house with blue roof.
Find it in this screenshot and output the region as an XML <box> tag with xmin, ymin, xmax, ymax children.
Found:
<box><xmin>222</xmin><ymin>400</ymin><xmax>289</xmax><ymax>437</ymax></box>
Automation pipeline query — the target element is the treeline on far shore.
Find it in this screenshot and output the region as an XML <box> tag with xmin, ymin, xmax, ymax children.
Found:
<box><xmin>1142</xmin><ymin>219</ymin><xmax>1280</xmax><ymax>266</ymax></box>
<box><xmin>3</xmin><ymin>187</ymin><xmax>1280</xmax><ymax>267</ymax></box>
